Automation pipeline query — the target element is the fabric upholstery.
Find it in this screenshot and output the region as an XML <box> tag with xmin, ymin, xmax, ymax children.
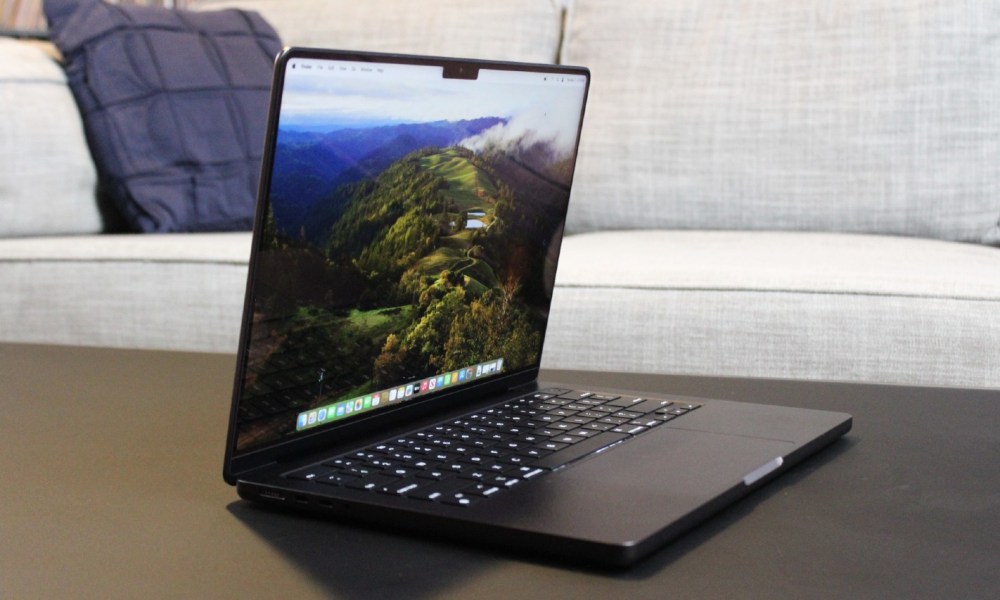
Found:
<box><xmin>0</xmin><ymin>233</ymin><xmax>251</xmax><ymax>352</ymax></box>
<box><xmin>562</xmin><ymin>0</ymin><xmax>1000</xmax><ymax>244</ymax></box>
<box><xmin>0</xmin><ymin>39</ymin><xmax>101</xmax><ymax>237</ymax></box>
<box><xmin>543</xmin><ymin>231</ymin><xmax>1000</xmax><ymax>388</ymax></box>
<box><xmin>43</xmin><ymin>0</ymin><xmax>281</xmax><ymax>233</ymax></box>
<box><xmin>190</xmin><ymin>0</ymin><xmax>564</xmax><ymax>64</ymax></box>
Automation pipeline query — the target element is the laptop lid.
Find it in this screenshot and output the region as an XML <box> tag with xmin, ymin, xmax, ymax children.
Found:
<box><xmin>225</xmin><ymin>48</ymin><xmax>590</xmax><ymax>483</ymax></box>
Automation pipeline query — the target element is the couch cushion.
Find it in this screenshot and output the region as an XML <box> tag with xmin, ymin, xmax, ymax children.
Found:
<box><xmin>190</xmin><ymin>0</ymin><xmax>564</xmax><ymax>64</ymax></box>
<box><xmin>544</xmin><ymin>231</ymin><xmax>1000</xmax><ymax>388</ymax></box>
<box><xmin>43</xmin><ymin>0</ymin><xmax>281</xmax><ymax>233</ymax></box>
<box><xmin>0</xmin><ymin>233</ymin><xmax>251</xmax><ymax>352</ymax></box>
<box><xmin>0</xmin><ymin>38</ymin><xmax>101</xmax><ymax>237</ymax></box>
<box><xmin>562</xmin><ymin>0</ymin><xmax>1000</xmax><ymax>245</ymax></box>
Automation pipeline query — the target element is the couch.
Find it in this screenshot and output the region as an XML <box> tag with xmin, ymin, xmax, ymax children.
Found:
<box><xmin>2</xmin><ymin>0</ymin><xmax>999</xmax><ymax>389</ymax></box>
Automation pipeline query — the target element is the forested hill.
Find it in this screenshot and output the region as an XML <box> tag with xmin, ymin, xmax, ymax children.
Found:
<box><xmin>323</xmin><ymin>147</ymin><xmax>498</xmax><ymax>306</ymax></box>
<box><xmin>270</xmin><ymin>118</ymin><xmax>505</xmax><ymax>239</ymax></box>
<box><xmin>252</xmin><ymin>144</ymin><xmax>572</xmax><ymax>405</ymax></box>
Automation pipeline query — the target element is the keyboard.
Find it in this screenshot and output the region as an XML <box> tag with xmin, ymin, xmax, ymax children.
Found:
<box><xmin>285</xmin><ymin>388</ymin><xmax>700</xmax><ymax>506</ymax></box>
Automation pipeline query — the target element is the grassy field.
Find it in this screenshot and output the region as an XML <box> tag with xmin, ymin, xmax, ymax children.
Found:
<box><xmin>347</xmin><ymin>306</ymin><xmax>413</xmax><ymax>341</ymax></box>
<box><xmin>419</xmin><ymin>149</ymin><xmax>497</xmax><ymax>212</ymax></box>
<box><xmin>408</xmin><ymin>149</ymin><xmax>505</xmax><ymax>292</ymax></box>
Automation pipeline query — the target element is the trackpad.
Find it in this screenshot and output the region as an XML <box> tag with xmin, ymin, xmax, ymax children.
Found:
<box><xmin>487</xmin><ymin>426</ymin><xmax>797</xmax><ymax>545</ymax></box>
<box><xmin>565</xmin><ymin>427</ymin><xmax>794</xmax><ymax>495</ymax></box>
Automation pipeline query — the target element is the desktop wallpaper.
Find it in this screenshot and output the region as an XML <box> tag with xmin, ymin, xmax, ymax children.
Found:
<box><xmin>235</xmin><ymin>60</ymin><xmax>587</xmax><ymax>453</ymax></box>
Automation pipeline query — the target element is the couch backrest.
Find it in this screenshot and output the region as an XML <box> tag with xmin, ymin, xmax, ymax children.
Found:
<box><xmin>0</xmin><ymin>38</ymin><xmax>101</xmax><ymax>237</ymax></box>
<box><xmin>190</xmin><ymin>0</ymin><xmax>565</xmax><ymax>64</ymax></box>
<box><xmin>562</xmin><ymin>0</ymin><xmax>1000</xmax><ymax>245</ymax></box>
<box><xmin>10</xmin><ymin>0</ymin><xmax>997</xmax><ymax>244</ymax></box>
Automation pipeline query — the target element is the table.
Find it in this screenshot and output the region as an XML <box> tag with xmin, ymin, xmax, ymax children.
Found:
<box><xmin>2</xmin><ymin>343</ymin><xmax>997</xmax><ymax>599</ymax></box>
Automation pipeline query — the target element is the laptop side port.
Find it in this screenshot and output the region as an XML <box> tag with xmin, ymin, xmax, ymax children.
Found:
<box><xmin>258</xmin><ymin>489</ymin><xmax>285</xmax><ymax>501</ymax></box>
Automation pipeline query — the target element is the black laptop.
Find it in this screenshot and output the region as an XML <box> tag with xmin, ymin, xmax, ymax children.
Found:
<box><xmin>223</xmin><ymin>47</ymin><xmax>852</xmax><ymax>568</ymax></box>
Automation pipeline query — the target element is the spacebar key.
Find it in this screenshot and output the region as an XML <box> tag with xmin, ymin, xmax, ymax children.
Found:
<box><xmin>532</xmin><ymin>432</ymin><xmax>630</xmax><ymax>470</ymax></box>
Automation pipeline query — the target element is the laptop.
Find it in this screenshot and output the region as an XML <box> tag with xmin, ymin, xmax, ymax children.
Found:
<box><xmin>223</xmin><ymin>47</ymin><xmax>852</xmax><ymax>568</ymax></box>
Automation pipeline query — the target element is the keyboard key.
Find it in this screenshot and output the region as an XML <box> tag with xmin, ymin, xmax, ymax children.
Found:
<box><xmin>538</xmin><ymin>388</ymin><xmax>571</xmax><ymax>395</ymax></box>
<box><xmin>407</xmin><ymin>477</ymin><xmax>468</xmax><ymax>501</ymax></box>
<box><xmin>540</xmin><ymin>440</ymin><xmax>569</xmax><ymax>451</ymax></box>
<box><xmin>611</xmin><ymin>424</ymin><xmax>648</xmax><ymax>435</ymax></box>
<box><xmin>343</xmin><ymin>465</ymin><xmax>378</xmax><ymax>478</ymax></box>
<box><xmin>612</xmin><ymin>410</ymin><xmax>643</xmax><ymax>419</ymax></box>
<box><xmin>316</xmin><ymin>472</ymin><xmax>358</xmax><ymax>486</ymax></box>
<box><xmin>588</xmin><ymin>394</ymin><xmax>620</xmax><ymax>402</ymax></box>
<box><xmin>532</xmin><ymin>432</ymin><xmax>629</xmax><ymax>469</ymax></box>
<box><xmin>659</xmin><ymin>403</ymin><xmax>701</xmax><ymax>415</ymax></box>
<box><xmin>520</xmin><ymin>447</ymin><xmax>551</xmax><ymax>459</ymax></box>
<box><xmin>286</xmin><ymin>467</ymin><xmax>329</xmax><ymax>481</ymax></box>
<box><xmin>458</xmin><ymin>470</ymin><xmax>490</xmax><ymax>481</ymax></box>
<box><xmin>630</xmin><ymin>418</ymin><xmax>663</xmax><ymax>429</ymax></box>
<box><xmin>416</xmin><ymin>468</ymin><xmax>448</xmax><ymax>480</ymax></box>
<box><xmin>458</xmin><ymin>454</ymin><xmax>488</xmax><ymax>466</ymax></box>
<box><xmin>552</xmin><ymin>435</ymin><xmax>581</xmax><ymax>444</ymax></box>
<box><xmin>602</xmin><ymin>396</ymin><xmax>640</xmax><ymax>408</ymax></box>
<box><xmin>345</xmin><ymin>474</ymin><xmax>397</xmax><ymax>492</ymax></box>
<box><xmin>377</xmin><ymin>477</ymin><xmax>424</xmax><ymax>496</ymax></box>
<box><xmin>462</xmin><ymin>483</ymin><xmax>502</xmax><ymax>498</ymax></box>
<box><xmin>386</xmin><ymin>467</ymin><xmax>415</xmax><ymax>478</ymax></box>
<box><xmin>439</xmin><ymin>491</ymin><xmax>479</xmax><ymax>506</ymax></box>
<box><xmin>627</xmin><ymin>399</ymin><xmax>674</xmax><ymax>413</ymax></box>
<box><xmin>482</xmin><ymin>473</ymin><xmax>519</xmax><ymax>487</ymax></box>
<box><xmin>533</xmin><ymin>427</ymin><xmax>562</xmax><ymax>437</ymax></box>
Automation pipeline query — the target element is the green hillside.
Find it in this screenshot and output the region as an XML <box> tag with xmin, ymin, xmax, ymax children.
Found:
<box><xmin>258</xmin><ymin>144</ymin><xmax>546</xmax><ymax>400</ymax></box>
<box><xmin>419</xmin><ymin>148</ymin><xmax>497</xmax><ymax>213</ymax></box>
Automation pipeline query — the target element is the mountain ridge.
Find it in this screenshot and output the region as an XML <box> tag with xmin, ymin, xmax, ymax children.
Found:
<box><xmin>270</xmin><ymin>117</ymin><xmax>506</xmax><ymax>238</ymax></box>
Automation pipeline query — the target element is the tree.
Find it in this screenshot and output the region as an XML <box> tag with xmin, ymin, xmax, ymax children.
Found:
<box><xmin>372</xmin><ymin>333</ymin><xmax>408</xmax><ymax>388</ymax></box>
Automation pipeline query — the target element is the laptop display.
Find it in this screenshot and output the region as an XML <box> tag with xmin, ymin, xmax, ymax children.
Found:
<box><xmin>234</xmin><ymin>54</ymin><xmax>589</xmax><ymax>456</ymax></box>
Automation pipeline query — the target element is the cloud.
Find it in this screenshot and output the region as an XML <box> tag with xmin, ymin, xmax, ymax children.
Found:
<box><xmin>458</xmin><ymin>106</ymin><xmax>580</xmax><ymax>162</ymax></box>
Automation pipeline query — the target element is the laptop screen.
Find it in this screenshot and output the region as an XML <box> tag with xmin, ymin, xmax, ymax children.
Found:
<box><xmin>233</xmin><ymin>51</ymin><xmax>589</xmax><ymax>456</ymax></box>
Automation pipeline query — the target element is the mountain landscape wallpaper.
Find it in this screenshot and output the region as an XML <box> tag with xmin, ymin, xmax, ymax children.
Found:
<box><xmin>236</xmin><ymin>63</ymin><xmax>586</xmax><ymax>450</ymax></box>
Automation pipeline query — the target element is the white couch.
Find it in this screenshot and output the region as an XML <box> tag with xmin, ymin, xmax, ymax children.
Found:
<box><xmin>2</xmin><ymin>0</ymin><xmax>999</xmax><ymax>388</ymax></box>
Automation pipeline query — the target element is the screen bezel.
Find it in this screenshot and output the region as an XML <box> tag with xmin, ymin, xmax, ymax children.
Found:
<box><xmin>224</xmin><ymin>47</ymin><xmax>590</xmax><ymax>484</ymax></box>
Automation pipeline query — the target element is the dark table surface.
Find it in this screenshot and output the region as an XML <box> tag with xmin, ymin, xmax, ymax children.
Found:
<box><xmin>2</xmin><ymin>343</ymin><xmax>997</xmax><ymax>599</ymax></box>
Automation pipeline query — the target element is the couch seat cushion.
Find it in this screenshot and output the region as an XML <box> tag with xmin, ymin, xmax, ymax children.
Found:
<box><xmin>544</xmin><ymin>231</ymin><xmax>1000</xmax><ymax>388</ymax></box>
<box><xmin>0</xmin><ymin>233</ymin><xmax>252</xmax><ymax>352</ymax></box>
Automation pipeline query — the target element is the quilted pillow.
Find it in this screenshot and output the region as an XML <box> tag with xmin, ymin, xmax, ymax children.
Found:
<box><xmin>43</xmin><ymin>0</ymin><xmax>281</xmax><ymax>232</ymax></box>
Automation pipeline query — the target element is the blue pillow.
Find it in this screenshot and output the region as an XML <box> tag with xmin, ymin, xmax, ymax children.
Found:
<box><xmin>44</xmin><ymin>0</ymin><xmax>281</xmax><ymax>232</ymax></box>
